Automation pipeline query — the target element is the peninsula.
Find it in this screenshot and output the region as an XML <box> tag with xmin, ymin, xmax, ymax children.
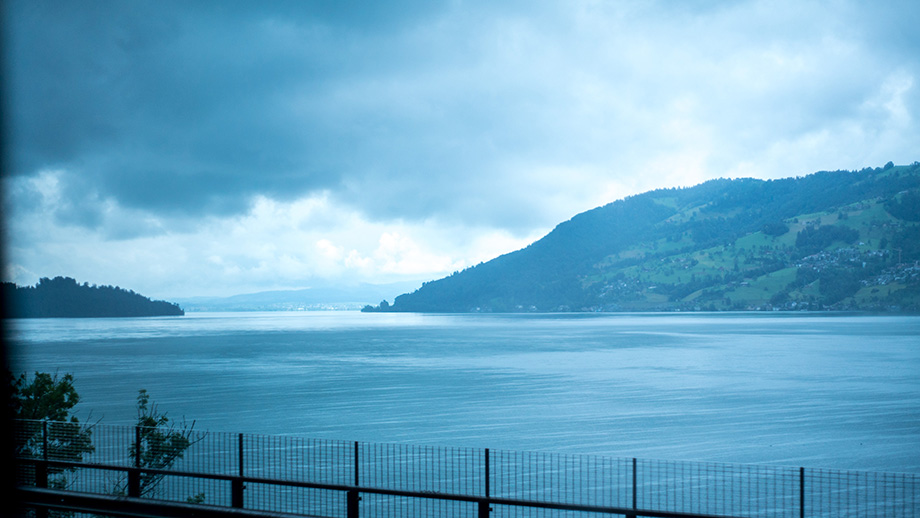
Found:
<box><xmin>3</xmin><ymin>276</ymin><xmax>184</xmax><ymax>318</ymax></box>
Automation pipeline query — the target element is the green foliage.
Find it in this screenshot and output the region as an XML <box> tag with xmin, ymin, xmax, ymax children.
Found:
<box><xmin>885</xmin><ymin>189</ymin><xmax>920</xmax><ymax>222</ymax></box>
<box><xmin>891</xmin><ymin>226</ymin><xmax>920</xmax><ymax>263</ymax></box>
<box><xmin>761</xmin><ymin>221</ymin><xmax>790</xmax><ymax>236</ymax></box>
<box><xmin>11</xmin><ymin>372</ymin><xmax>81</xmax><ymax>422</ymax></box>
<box><xmin>3</xmin><ymin>276</ymin><xmax>184</xmax><ymax>318</ymax></box>
<box><xmin>9</xmin><ymin>372</ymin><xmax>95</xmax><ymax>490</ymax></box>
<box><xmin>770</xmin><ymin>290</ymin><xmax>790</xmax><ymax>306</ymax></box>
<box><xmin>361</xmin><ymin>300</ymin><xmax>390</xmax><ymax>312</ymax></box>
<box><xmin>116</xmin><ymin>389</ymin><xmax>201</xmax><ymax>497</ymax></box>
<box><xmin>9</xmin><ymin>374</ymin><xmax>207</xmax><ymax>507</ymax></box>
<box><xmin>187</xmin><ymin>493</ymin><xmax>207</xmax><ymax>504</ymax></box>
<box><xmin>817</xmin><ymin>268</ymin><xmax>862</xmax><ymax>305</ymax></box>
<box><xmin>794</xmin><ymin>225</ymin><xmax>860</xmax><ymax>256</ymax></box>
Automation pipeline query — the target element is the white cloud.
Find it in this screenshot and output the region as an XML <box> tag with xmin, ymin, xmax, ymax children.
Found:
<box><xmin>4</xmin><ymin>183</ymin><xmax>543</xmax><ymax>298</ymax></box>
<box><xmin>868</xmin><ymin>70</ymin><xmax>914</xmax><ymax>127</ymax></box>
<box><xmin>374</xmin><ymin>232</ymin><xmax>465</xmax><ymax>275</ymax></box>
<box><xmin>316</xmin><ymin>239</ymin><xmax>344</xmax><ymax>261</ymax></box>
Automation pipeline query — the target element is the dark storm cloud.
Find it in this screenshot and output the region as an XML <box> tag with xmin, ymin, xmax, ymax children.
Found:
<box><xmin>6</xmin><ymin>0</ymin><xmax>650</xmax><ymax>232</ymax></box>
<box><xmin>5</xmin><ymin>0</ymin><xmax>920</xmax><ymax>232</ymax></box>
<box><xmin>5</xmin><ymin>0</ymin><xmax>457</xmax><ymax>218</ymax></box>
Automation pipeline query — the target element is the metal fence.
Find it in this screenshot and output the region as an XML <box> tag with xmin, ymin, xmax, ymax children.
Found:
<box><xmin>13</xmin><ymin>419</ymin><xmax>920</xmax><ymax>518</ymax></box>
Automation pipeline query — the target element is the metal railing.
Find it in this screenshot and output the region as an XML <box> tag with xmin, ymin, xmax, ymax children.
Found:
<box><xmin>13</xmin><ymin>419</ymin><xmax>920</xmax><ymax>518</ymax></box>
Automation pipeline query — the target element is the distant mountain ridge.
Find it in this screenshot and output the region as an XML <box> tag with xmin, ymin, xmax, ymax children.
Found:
<box><xmin>174</xmin><ymin>280</ymin><xmax>423</xmax><ymax>311</ymax></box>
<box><xmin>3</xmin><ymin>276</ymin><xmax>184</xmax><ymax>317</ymax></box>
<box><xmin>366</xmin><ymin>162</ymin><xmax>920</xmax><ymax>313</ymax></box>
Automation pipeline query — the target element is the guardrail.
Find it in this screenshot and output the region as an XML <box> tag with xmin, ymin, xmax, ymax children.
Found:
<box><xmin>13</xmin><ymin>419</ymin><xmax>920</xmax><ymax>517</ymax></box>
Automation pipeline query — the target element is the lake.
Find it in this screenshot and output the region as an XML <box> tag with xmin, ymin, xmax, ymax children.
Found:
<box><xmin>6</xmin><ymin>311</ymin><xmax>920</xmax><ymax>473</ymax></box>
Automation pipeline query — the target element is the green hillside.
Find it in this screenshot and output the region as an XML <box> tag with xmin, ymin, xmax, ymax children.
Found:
<box><xmin>367</xmin><ymin>162</ymin><xmax>920</xmax><ymax>313</ymax></box>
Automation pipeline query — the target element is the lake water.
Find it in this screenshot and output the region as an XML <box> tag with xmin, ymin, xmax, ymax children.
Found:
<box><xmin>6</xmin><ymin>312</ymin><xmax>920</xmax><ymax>474</ymax></box>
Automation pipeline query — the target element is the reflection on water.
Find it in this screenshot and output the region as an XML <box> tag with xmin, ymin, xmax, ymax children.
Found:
<box><xmin>7</xmin><ymin>312</ymin><xmax>920</xmax><ymax>472</ymax></box>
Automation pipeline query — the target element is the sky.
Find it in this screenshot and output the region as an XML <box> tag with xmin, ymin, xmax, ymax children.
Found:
<box><xmin>2</xmin><ymin>0</ymin><xmax>919</xmax><ymax>299</ymax></box>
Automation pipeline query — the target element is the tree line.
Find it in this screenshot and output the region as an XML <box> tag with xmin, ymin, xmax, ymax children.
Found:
<box><xmin>3</xmin><ymin>276</ymin><xmax>184</xmax><ymax>318</ymax></box>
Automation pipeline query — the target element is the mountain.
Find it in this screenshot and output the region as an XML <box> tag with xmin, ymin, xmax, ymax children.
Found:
<box><xmin>174</xmin><ymin>280</ymin><xmax>424</xmax><ymax>311</ymax></box>
<box><xmin>2</xmin><ymin>276</ymin><xmax>184</xmax><ymax>317</ymax></box>
<box><xmin>367</xmin><ymin>162</ymin><xmax>920</xmax><ymax>313</ymax></box>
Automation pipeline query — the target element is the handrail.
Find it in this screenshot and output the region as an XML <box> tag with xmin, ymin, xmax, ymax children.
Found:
<box><xmin>16</xmin><ymin>486</ymin><xmax>309</xmax><ymax>518</ymax></box>
<box><xmin>17</xmin><ymin>456</ymin><xmax>747</xmax><ymax>518</ymax></box>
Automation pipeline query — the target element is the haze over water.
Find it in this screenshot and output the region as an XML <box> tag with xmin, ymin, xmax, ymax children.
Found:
<box><xmin>7</xmin><ymin>312</ymin><xmax>920</xmax><ymax>474</ymax></box>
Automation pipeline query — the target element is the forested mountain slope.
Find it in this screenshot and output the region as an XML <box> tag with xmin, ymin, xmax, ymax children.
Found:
<box><xmin>368</xmin><ymin>162</ymin><xmax>920</xmax><ymax>312</ymax></box>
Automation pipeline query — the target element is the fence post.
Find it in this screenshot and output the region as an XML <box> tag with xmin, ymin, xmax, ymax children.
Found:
<box><xmin>799</xmin><ymin>467</ymin><xmax>805</xmax><ymax>518</ymax></box>
<box><xmin>232</xmin><ymin>433</ymin><xmax>244</xmax><ymax>508</ymax></box>
<box><xmin>34</xmin><ymin>422</ymin><xmax>49</xmax><ymax>518</ymax></box>
<box><xmin>479</xmin><ymin>448</ymin><xmax>491</xmax><ymax>518</ymax></box>
<box><xmin>128</xmin><ymin>426</ymin><xmax>141</xmax><ymax>497</ymax></box>
<box><xmin>625</xmin><ymin>457</ymin><xmax>637</xmax><ymax>518</ymax></box>
<box><xmin>348</xmin><ymin>441</ymin><xmax>360</xmax><ymax>518</ymax></box>
<box><xmin>347</xmin><ymin>490</ymin><xmax>360</xmax><ymax>518</ymax></box>
<box><xmin>354</xmin><ymin>441</ymin><xmax>360</xmax><ymax>486</ymax></box>
<box><xmin>35</xmin><ymin>421</ymin><xmax>49</xmax><ymax>489</ymax></box>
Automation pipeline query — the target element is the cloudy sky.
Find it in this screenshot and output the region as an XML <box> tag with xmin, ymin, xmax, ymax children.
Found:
<box><xmin>3</xmin><ymin>0</ymin><xmax>918</xmax><ymax>299</ymax></box>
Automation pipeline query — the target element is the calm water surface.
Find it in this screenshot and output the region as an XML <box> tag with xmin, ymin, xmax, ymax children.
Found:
<box><xmin>7</xmin><ymin>312</ymin><xmax>920</xmax><ymax>473</ymax></box>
